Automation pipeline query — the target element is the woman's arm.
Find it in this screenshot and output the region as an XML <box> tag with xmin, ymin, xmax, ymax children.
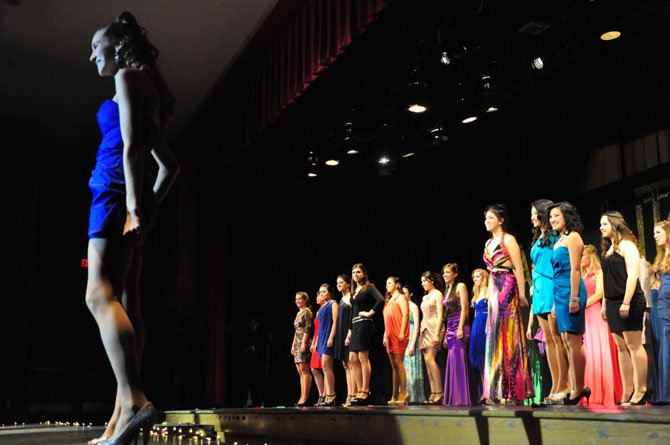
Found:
<box><xmin>566</xmin><ymin>233</ymin><xmax>584</xmax><ymax>313</ymax></box>
<box><xmin>116</xmin><ymin>70</ymin><xmax>145</xmax><ymax>233</ymax></box>
<box><xmin>619</xmin><ymin>239</ymin><xmax>641</xmax><ymax>319</ymax></box>
<box><xmin>408</xmin><ymin>302</ymin><xmax>420</xmax><ymax>355</ymax></box>
<box><xmin>506</xmin><ymin>234</ymin><xmax>528</xmax><ymax>306</ymax></box>
<box><xmin>434</xmin><ymin>291</ymin><xmax>444</xmax><ymax>346</ymax></box>
<box><xmin>398</xmin><ymin>295</ymin><xmax>409</xmax><ymax>343</ymax></box>
<box><xmin>526</xmin><ymin>309</ymin><xmax>535</xmax><ymax>340</ymax></box>
<box><xmin>301</xmin><ymin>312</ymin><xmax>311</xmax><ymax>352</ymax></box>
<box><xmin>457</xmin><ymin>283</ymin><xmax>468</xmax><ymax>340</ymax></box>
<box><xmin>149</xmin><ymin>133</ymin><xmax>180</xmax><ymax>203</ymax></box>
<box><xmin>327</xmin><ymin>302</ymin><xmax>338</xmax><ymax>348</ymax></box>
<box><xmin>586</xmin><ymin>270</ymin><xmax>604</xmax><ymax>307</ymax></box>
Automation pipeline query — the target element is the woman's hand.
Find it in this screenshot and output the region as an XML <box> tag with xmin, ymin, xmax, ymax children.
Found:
<box><xmin>457</xmin><ymin>328</ymin><xmax>463</xmax><ymax>340</ymax></box>
<box><xmin>123</xmin><ymin>211</ymin><xmax>142</xmax><ymax>237</ymax></box>
<box><xmin>569</xmin><ymin>300</ymin><xmax>579</xmax><ymax>314</ymax></box>
<box><xmin>398</xmin><ymin>333</ymin><xmax>405</xmax><ymax>342</ymax></box>
<box><xmin>327</xmin><ymin>338</ymin><xmax>333</xmax><ymax>348</ymax></box>
<box><xmin>408</xmin><ymin>346</ymin><xmax>415</xmax><ymax>356</ymax></box>
<box><xmin>519</xmin><ymin>296</ymin><xmax>529</xmax><ymax>308</ymax></box>
<box><xmin>526</xmin><ymin>325</ymin><xmax>533</xmax><ymax>340</ymax></box>
<box><xmin>300</xmin><ymin>343</ymin><xmax>307</xmax><ymax>353</ymax></box>
<box><xmin>359</xmin><ymin>311</ymin><xmax>370</xmax><ymax>318</ymax></box>
<box><xmin>619</xmin><ymin>302</ymin><xmax>630</xmax><ymax>319</ymax></box>
<box><xmin>551</xmin><ymin>305</ymin><xmax>556</xmax><ymax>318</ymax></box>
<box><xmin>601</xmin><ymin>308</ymin><xmax>607</xmax><ymax>321</ymax></box>
<box><xmin>433</xmin><ymin>337</ymin><xmax>439</xmax><ymax>347</ymax></box>
<box><xmin>443</xmin><ymin>337</ymin><xmax>447</xmax><ymax>348</ymax></box>
<box><xmin>382</xmin><ymin>337</ymin><xmax>388</xmax><ymax>348</ymax></box>
<box><xmin>344</xmin><ymin>335</ymin><xmax>350</xmax><ymax>347</ymax></box>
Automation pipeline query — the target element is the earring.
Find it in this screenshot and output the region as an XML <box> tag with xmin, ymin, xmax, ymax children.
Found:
<box><xmin>114</xmin><ymin>47</ymin><xmax>123</xmax><ymax>66</ymax></box>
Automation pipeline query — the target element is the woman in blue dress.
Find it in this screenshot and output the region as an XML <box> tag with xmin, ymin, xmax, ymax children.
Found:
<box><xmin>652</xmin><ymin>220</ymin><xmax>670</xmax><ymax>404</ymax></box>
<box><xmin>316</xmin><ymin>284</ymin><xmax>338</xmax><ymax>406</ymax></box>
<box><xmin>86</xmin><ymin>12</ymin><xmax>180</xmax><ymax>445</ymax></box>
<box><xmin>548</xmin><ymin>202</ymin><xmax>589</xmax><ymax>405</ymax></box>
<box><xmin>526</xmin><ymin>199</ymin><xmax>569</xmax><ymax>405</ymax></box>
<box><xmin>469</xmin><ymin>268</ymin><xmax>489</xmax><ymax>403</ymax></box>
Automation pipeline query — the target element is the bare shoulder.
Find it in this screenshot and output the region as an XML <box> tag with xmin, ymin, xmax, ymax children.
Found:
<box><xmin>619</xmin><ymin>239</ymin><xmax>639</xmax><ymax>255</ymax></box>
<box><xmin>504</xmin><ymin>233</ymin><xmax>519</xmax><ymax>246</ymax></box>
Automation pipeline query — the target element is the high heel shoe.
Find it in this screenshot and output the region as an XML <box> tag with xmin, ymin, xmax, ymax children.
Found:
<box><xmin>98</xmin><ymin>403</ymin><xmax>157</xmax><ymax>445</ymax></box>
<box><xmin>294</xmin><ymin>401</ymin><xmax>308</xmax><ymax>407</ymax></box>
<box><xmin>88</xmin><ymin>436</ymin><xmax>111</xmax><ymax>445</ymax></box>
<box><xmin>323</xmin><ymin>394</ymin><xmax>337</xmax><ymax>407</ymax></box>
<box><xmin>628</xmin><ymin>388</ymin><xmax>652</xmax><ymax>406</ymax></box>
<box><xmin>342</xmin><ymin>394</ymin><xmax>357</xmax><ymax>407</ymax></box>
<box><xmin>616</xmin><ymin>391</ymin><xmax>634</xmax><ymax>405</ymax></box>
<box><xmin>425</xmin><ymin>391</ymin><xmax>443</xmax><ymax>405</ymax></box>
<box><xmin>564</xmin><ymin>387</ymin><xmax>591</xmax><ymax>406</ymax></box>
<box><xmin>395</xmin><ymin>392</ymin><xmax>409</xmax><ymax>406</ymax></box>
<box><xmin>354</xmin><ymin>390</ymin><xmax>371</xmax><ymax>406</ymax></box>
<box><xmin>314</xmin><ymin>395</ymin><xmax>325</xmax><ymax>407</ymax></box>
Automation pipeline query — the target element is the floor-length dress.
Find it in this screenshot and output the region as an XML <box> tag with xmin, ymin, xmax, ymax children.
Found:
<box><xmin>404</xmin><ymin>307</ymin><xmax>426</xmax><ymax>404</ymax></box>
<box><xmin>483</xmin><ymin>235</ymin><xmax>534</xmax><ymax>402</ymax></box>
<box><xmin>469</xmin><ymin>297</ymin><xmax>488</xmax><ymax>401</ymax></box>
<box><xmin>582</xmin><ymin>269</ymin><xmax>621</xmax><ymax>406</ymax></box>
<box><xmin>650</xmin><ymin>273</ymin><xmax>670</xmax><ymax>404</ymax></box>
<box><xmin>443</xmin><ymin>290</ymin><xmax>470</xmax><ymax>405</ymax></box>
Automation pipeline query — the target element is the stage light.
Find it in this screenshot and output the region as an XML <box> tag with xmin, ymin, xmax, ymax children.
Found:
<box><xmin>307</xmin><ymin>172</ymin><xmax>317</xmax><ymax>177</ymax></box>
<box><xmin>401</xmin><ymin>151</ymin><xmax>415</xmax><ymax>158</ymax></box>
<box><xmin>462</xmin><ymin>116</ymin><xmax>478</xmax><ymax>124</ymax></box>
<box><xmin>486</xmin><ymin>106</ymin><xmax>498</xmax><ymax>113</ymax></box>
<box><xmin>531</xmin><ymin>57</ymin><xmax>544</xmax><ymax>70</ymax></box>
<box><xmin>306</xmin><ymin>151</ymin><xmax>319</xmax><ymax>177</ymax></box>
<box><xmin>408</xmin><ymin>103</ymin><xmax>427</xmax><ymax>113</ymax></box>
<box><xmin>325</xmin><ymin>159</ymin><xmax>339</xmax><ymax>166</ymax></box>
<box><xmin>378</xmin><ymin>156</ymin><xmax>390</xmax><ymax>165</ymax></box>
<box><xmin>600</xmin><ymin>31</ymin><xmax>621</xmax><ymax>41</ymax></box>
<box><xmin>346</xmin><ymin>148</ymin><xmax>359</xmax><ymax>155</ymax></box>
<box><xmin>440</xmin><ymin>52</ymin><xmax>451</xmax><ymax>66</ymax></box>
<box><xmin>406</xmin><ymin>75</ymin><xmax>429</xmax><ymax>113</ymax></box>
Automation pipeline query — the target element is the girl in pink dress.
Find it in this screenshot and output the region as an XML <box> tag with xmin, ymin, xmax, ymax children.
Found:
<box><xmin>581</xmin><ymin>244</ymin><xmax>622</xmax><ymax>406</ymax></box>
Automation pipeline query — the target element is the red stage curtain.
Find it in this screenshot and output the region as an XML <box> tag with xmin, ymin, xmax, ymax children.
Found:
<box><xmin>220</xmin><ymin>0</ymin><xmax>388</xmax><ymax>163</ymax></box>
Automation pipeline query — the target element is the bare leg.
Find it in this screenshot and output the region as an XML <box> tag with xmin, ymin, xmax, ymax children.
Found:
<box><xmin>423</xmin><ymin>348</ymin><xmax>441</xmax><ymax>401</ymax></box>
<box><xmin>562</xmin><ymin>332</ymin><xmax>586</xmax><ymax>397</ymax></box>
<box><xmin>311</xmin><ymin>368</ymin><xmax>324</xmax><ymax>398</ymax></box>
<box><xmin>538</xmin><ymin>316</ymin><xmax>559</xmax><ymax>395</ymax></box>
<box><xmin>387</xmin><ymin>353</ymin><xmax>397</xmax><ymax>402</ymax></box>
<box><xmin>349</xmin><ymin>351</ymin><xmax>362</xmax><ymax>395</ymax></box>
<box><xmin>358</xmin><ymin>350</ymin><xmax>372</xmax><ymax>394</ymax></box>
<box><xmin>623</xmin><ymin>331</ymin><xmax>648</xmax><ymax>402</ymax></box>
<box><xmin>322</xmin><ymin>354</ymin><xmax>336</xmax><ymax>403</ymax></box>
<box><xmin>86</xmin><ymin>239</ymin><xmax>148</xmax><ymax>441</ymax></box>
<box><xmin>548</xmin><ymin>314</ymin><xmax>570</xmax><ymax>396</ymax></box>
<box><xmin>342</xmin><ymin>359</ymin><xmax>357</xmax><ymax>399</ymax></box>
<box><xmin>612</xmin><ymin>333</ymin><xmax>634</xmax><ymax>401</ymax></box>
<box><xmin>392</xmin><ymin>354</ymin><xmax>407</xmax><ymax>401</ymax></box>
<box><xmin>296</xmin><ymin>363</ymin><xmax>311</xmax><ymax>404</ymax></box>
<box><xmin>93</xmin><ymin>254</ymin><xmax>145</xmax><ymax>444</ymax></box>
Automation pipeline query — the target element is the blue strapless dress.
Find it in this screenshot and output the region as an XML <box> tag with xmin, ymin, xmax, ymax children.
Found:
<box><xmin>551</xmin><ymin>246</ymin><xmax>586</xmax><ymax>333</ymax></box>
<box><xmin>88</xmin><ymin>100</ymin><xmax>126</xmax><ymax>238</ymax></box>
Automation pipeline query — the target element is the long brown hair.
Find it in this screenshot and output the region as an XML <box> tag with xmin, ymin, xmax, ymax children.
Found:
<box><xmin>653</xmin><ymin>220</ymin><xmax>670</xmax><ymax>273</ymax></box>
<box><xmin>351</xmin><ymin>263</ymin><xmax>369</xmax><ymax>294</ymax></box>
<box><xmin>384</xmin><ymin>276</ymin><xmax>400</xmax><ymax>304</ymax></box>
<box><xmin>601</xmin><ymin>211</ymin><xmax>639</xmax><ymax>256</ymax></box>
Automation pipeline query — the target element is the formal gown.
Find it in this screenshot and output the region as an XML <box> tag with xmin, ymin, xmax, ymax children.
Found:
<box><xmin>404</xmin><ymin>308</ymin><xmax>426</xmax><ymax>404</ymax></box>
<box><xmin>469</xmin><ymin>297</ymin><xmax>488</xmax><ymax>401</ymax></box>
<box><xmin>582</xmin><ymin>269</ymin><xmax>621</xmax><ymax>406</ymax></box>
<box><xmin>483</xmin><ymin>235</ymin><xmax>534</xmax><ymax>402</ymax></box>
<box><xmin>650</xmin><ymin>273</ymin><xmax>670</xmax><ymax>404</ymax></box>
<box><xmin>442</xmin><ymin>290</ymin><xmax>471</xmax><ymax>405</ymax></box>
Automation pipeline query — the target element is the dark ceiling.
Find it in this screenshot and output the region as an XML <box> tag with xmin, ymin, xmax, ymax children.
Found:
<box><xmin>235</xmin><ymin>0</ymin><xmax>670</xmax><ymax>183</ymax></box>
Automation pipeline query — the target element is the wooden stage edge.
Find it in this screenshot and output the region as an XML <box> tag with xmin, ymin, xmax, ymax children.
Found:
<box><xmin>165</xmin><ymin>404</ymin><xmax>670</xmax><ymax>445</ymax></box>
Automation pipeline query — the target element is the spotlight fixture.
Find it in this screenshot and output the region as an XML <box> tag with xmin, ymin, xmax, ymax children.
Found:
<box><xmin>346</xmin><ymin>148</ymin><xmax>359</xmax><ymax>155</ymax></box>
<box><xmin>307</xmin><ymin>172</ymin><xmax>318</xmax><ymax>178</ymax></box>
<box><xmin>531</xmin><ymin>57</ymin><xmax>544</xmax><ymax>70</ymax></box>
<box><xmin>406</xmin><ymin>71</ymin><xmax>429</xmax><ymax>113</ymax></box>
<box><xmin>378</xmin><ymin>156</ymin><xmax>391</xmax><ymax>165</ymax></box>
<box><xmin>600</xmin><ymin>31</ymin><xmax>621</xmax><ymax>41</ymax></box>
<box><xmin>462</xmin><ymin>116</ymin><xmax>478</xmax><ymax>124</ymax></box>
<box><xmin>440</xmin><ymin>51</ymin><xmax>451</xmax><ymax>66</ymax></box>
<box><xmin>325</xmin><ymin>159</ymin><xmax>339</xmax><ymax>166</ymax></box>
<box><xmin>401</xmin><ymin>151</ymin><xmax>415</xmax><ymax>158</ymax></box>
<box><xmin>306</xmin><ymin>151</ymin><xmax>319</xmax><ymax>177</ymax></box>
<box><xmin>486</xmin><ymin>106</ymin><xmax>498</xmax><ymax>113</ymax></box>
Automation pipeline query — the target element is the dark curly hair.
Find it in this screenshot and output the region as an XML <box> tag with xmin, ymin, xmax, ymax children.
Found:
<box><xmin>531</xmin><ymin>199</ymin><xmax>554</xmax><ymax>247</ymax></box>
<box><xmin>421</xmin><ymin>270</ymin><xmax>444</xmax><ymax>294</ymax></box>
<box><xmin>101</xmin><ymin>11</ymin><xmax>176</xmax><ymax>128</ymax></box>
<box><xmin>484</xmin><ymin>203</ymin><xmax>510</xmax><ymax>233</ymax></box>
<box><xmin>549</xmin><ymin>201</ymin><xmax>583</xmax><ymax>234</ymax></box>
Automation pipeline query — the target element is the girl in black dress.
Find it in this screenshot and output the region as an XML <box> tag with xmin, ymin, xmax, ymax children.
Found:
<box><xmin>346</xmin><ymin>263</ymin><xmax>384</xmax><ymax>405</ymax></box>
<box><xmin>335</xmin><ymin>274</ymin><xmax>358</xmax><ymax>406</ymax></box>
<box><xmin>600</xmin><ymin>211</ymin><xmax>649</xmax><ymax>405</ymax></box>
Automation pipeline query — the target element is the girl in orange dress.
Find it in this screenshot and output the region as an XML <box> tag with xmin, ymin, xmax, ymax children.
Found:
<box><xmin>383</xmin><ymin>277</ymin><xmax>410</xmax><ymax>405</ymax></box>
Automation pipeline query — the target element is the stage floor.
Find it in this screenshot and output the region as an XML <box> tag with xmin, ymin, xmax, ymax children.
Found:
<box><xmin>3</xmin><ymin>405</ymin><xmax>670</xmax><ymax>445</ymax></box>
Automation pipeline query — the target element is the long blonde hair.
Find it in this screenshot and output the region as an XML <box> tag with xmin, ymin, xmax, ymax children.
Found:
<box><xmin>653</xmin><ymin>220</ymin><xmax>670</xmax><ymax>273</ymax></box>
<box><xmin>581</xmin><ymin>244</ymin><xmax>601</xmax><ymax>276</ymax></box>
<box><xmin>471</xmin><ymin>268</ymin><xmax>489</xmax><ymax>306</ymax></box>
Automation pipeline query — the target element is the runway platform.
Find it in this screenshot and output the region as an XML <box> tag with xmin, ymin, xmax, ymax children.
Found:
<box><xmin>2</xmin><ymin>405</ymin><xmax>670</xmax><ymax>444</ymax></box>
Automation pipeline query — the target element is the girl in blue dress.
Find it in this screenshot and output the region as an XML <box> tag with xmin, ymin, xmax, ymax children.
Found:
<box><xmin>316</xmin><ymin>284</ymin><xmax>338</xmax><ymax>406</ymax></box>
<box><xmin>548</xmin><ymin>202</ymin><xmax>589</xmax><ymax>405</ymax></box>
<box><xmin>469</xmin><ymin>268</ymin><xmax>489</xmax><ymax>403</ymax></box>
<box><xmin>86</xmin><ymin>12</ymin><xmax>180</xmax><ymax>445</ymax></box>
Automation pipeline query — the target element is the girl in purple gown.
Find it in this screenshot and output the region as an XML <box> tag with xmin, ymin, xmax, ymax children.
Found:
<box><xmin>441</xmin><ymin>264</ymin><xmax>471</xmax><ymax>405</ymax></box>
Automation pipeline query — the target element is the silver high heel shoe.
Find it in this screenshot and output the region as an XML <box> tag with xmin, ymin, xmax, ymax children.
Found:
<box><xmin>98</xmin><ymin>403</ymin><xmax>157</xmax><ymax>445</ymax></box>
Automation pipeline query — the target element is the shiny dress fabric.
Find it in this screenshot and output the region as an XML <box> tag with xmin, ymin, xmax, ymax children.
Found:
<box><xmin>469</xmin><ymin>298</ymin><xmax>488</xmax><ymax>400</ymax></box>
<box><xmin>383</xmin><ymin>296</ymin><xmax>409</xmax><ymax>354</ymax></box>
<box><xmin>650</xmin><ymin>274</ymin><xmax>670</xmax><ymax>404</ymax></box>
<box><xmin>442</xmin><ymin>292</ymin><xmax>470</xmax><ymax>405</ymax></box>
<box><xmin>482</xmin><ymin>235</ymin><xmax>534</xmax><ymax>402</ymax></box>
<box><xmin>334</xmin><ymin>298</ymin><xmax>351</xmax><ymax>361</ymax></box>
<box><xmin>403</xmin><ymin>311</ymin><xmax>426</xmax><ymax>404</ymax></box>
<box><xmin>550</xmin><ymin>246</ymin><xmax>587</xmax><ymax>333</ymax></box>
<box><xmin>582</xmin><ymin>270</ymin><xmax>622</xmax><ymax>406</ymax></box>
<box><xmin>530</xmin><ymin>234</ymin><xmax>557</xmax><ymax>315</ymax></box>
<box><xmin>309</xmin><ymin>317</ymin><xmax>322</xmax><ymax>369</ymax></box>
<box><xmin>291</xmin><ymin>308</ymin><xmax>313</xmax><ymax>364</ymax></box>
<box><xmin>419</xmin><ymin>294</ymin><xmax>444</xmax><ymax>350</ymax></box>
<box><xmin>317</xmin><ymin>300</ymin><xmax>335</xmax><ymax>357</ymax></box>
